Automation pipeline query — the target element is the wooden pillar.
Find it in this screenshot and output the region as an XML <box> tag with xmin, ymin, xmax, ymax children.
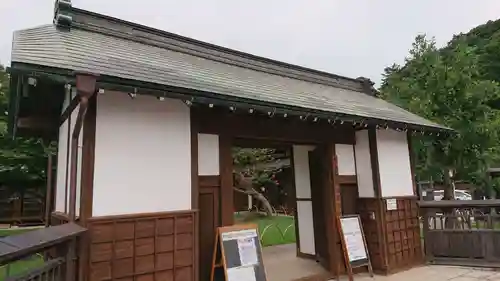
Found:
<box><xmin>190</xmin><ymin>110</ymin><xmax>200</xmax><ymax>281</ymax></box>
<box><xmin>324</xmin><ymin>144</ymin><xmax>342</xmax><ymax>277</ymax></box>
<box><xmin>219</xmin><ymin>134</ymin><xmax>233</xmax><ymax>226</ymax></box>
<box><xmin>79</xmin><ymin>94</ymin><xmax>97</xmax><ymax>225</ymax></box>
<box><xmin>367</xmin><ymin>128</ymin><xmax>389</xmax><ymax>272</ymax></box>
<box><xmin>78</xmin><ymin>93</ymin><xmax>96</xmax><ymax>281</ymax></box>
<box><xmin>69</xmin><ymin>74</ymin><xmax>98</xmax><ymax>221</ymax></box>
<box><xmin>45</xmin><ymin>154</ymin><xmax>54</xmax><ymax>227</ymax></box>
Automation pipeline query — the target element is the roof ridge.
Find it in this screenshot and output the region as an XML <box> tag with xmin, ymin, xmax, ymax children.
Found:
<box><xmin>52</xmin><ymin>0</ymin><xmax>369</xmax><ymax>92</ymax></box>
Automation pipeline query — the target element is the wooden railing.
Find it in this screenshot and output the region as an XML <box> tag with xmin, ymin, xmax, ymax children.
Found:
<box><xmin>0</xmin><ymin>223</ymin><xmax>86</xmax><ymax>281</ymax></box>
<box><xmin>419</xmin><ymin>200</ymin><xmax>500</xmax><ymax>267</ymax></box>
<box><xmin>4</xmin><ymin>257</ymin><xmax>65</xmax><ymax>281</ymax></box>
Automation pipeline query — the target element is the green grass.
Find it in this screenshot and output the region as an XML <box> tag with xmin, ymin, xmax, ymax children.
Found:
<box><xmin>0</xmin><ymin>228</ymin><xmax>44</xmax><ymax>281</ymax></box>
<box><xmin>0</xmin><ymin>256</ymin><xmax>44</xmax><ymax>281</ymax></box>
<box><xmin>0</xmin><ymin>228</ymin><xmax>35</xmax><ymax>237</ymax></box>
<box><xmin>234</xmin><ymin>212</ymin><xmax>296</xmax><ymax>247</ymax></box>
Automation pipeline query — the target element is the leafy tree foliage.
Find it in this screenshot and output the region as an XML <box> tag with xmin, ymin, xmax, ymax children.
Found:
<box><xmin>232</xmin><ymin>147</ymin><xmax>284</xmax><ymax>215</ymax></box>
<box><xmin>0</xmin><ymin>64</ymin><xmax>53</xmax><ymax>186</ymax></box>
<box><xmin>381</xmin><ymin>35</ymin><xmax>500</xmax><ymax>195</ymax></box>
<box><xmin>448</xmin><ymin>19</ymin><xmax>500</xmax><ymax>83</ymax></box>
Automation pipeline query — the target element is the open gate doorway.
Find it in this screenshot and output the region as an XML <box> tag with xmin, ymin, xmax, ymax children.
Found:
<box><xmin>229</xmin><ymin>140</ymin><xmax>335</xmax><ymax>281</ymax></box>
<box><xmin>309</xmin><ymin>146</ymin><xmax>331</xmax><ymax>269</ymax></box>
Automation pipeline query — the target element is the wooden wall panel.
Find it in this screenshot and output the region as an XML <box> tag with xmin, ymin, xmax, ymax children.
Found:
<box><xmin>383</xmin><ymin>198</ymin><xmax>423</xmax><ymax>272</ymax></box>
<box><xmin>357</xmin><ymin>197</ymin><xmax>423</xmax><ymax>275</ymax></box>
<box><xmin>86</xmin><ymin>210</ymin><xmax>197</xmax><ymax>281</ymax></box>
<box><xmin>198</xmin><ymin>175</ymin><xmax>221</xmax><ymax>281</ymax></box>
<box><xmin>357</xmin><ymin>198</ymin><xmax>385</xmax><ymax>272</ymax></box>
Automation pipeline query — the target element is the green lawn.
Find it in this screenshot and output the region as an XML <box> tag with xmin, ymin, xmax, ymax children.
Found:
<box><xmin>0</xmin><ymin>228</ymin><xmax>44</xmax><ymax>281</ymax></box>
<box><xmin>0</xmin><ymin>228</ymin><xmax>35</xmax><ymax>237</ymax></box>
<box><xmin>0</xmin><ymin>256</ymin><xmax>44</xmax><ymax>281</ymax></box>
<box><xmin>234</xmin><ymin>212</ymin><xmax>296</xmax><ymax>247</ymax></box>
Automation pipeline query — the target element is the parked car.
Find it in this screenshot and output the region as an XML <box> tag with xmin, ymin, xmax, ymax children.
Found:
<box><xmin>433</xmin><ymin>189</ymin><xmax>472</xmax><ymax>201</ymax></box>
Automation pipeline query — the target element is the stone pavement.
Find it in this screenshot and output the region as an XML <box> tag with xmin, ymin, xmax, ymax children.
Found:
<box><xmin>336</xmin><ymin>265</ymin><xmax>500</xmax><ymax>281</ymax></box>
<box><xmin>263</xmin><ymin>244</ymin><xmax>500</xmax><ymax>281</ymax></box>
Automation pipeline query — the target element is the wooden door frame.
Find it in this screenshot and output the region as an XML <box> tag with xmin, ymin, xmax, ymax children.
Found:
<box><xmin>309</xmin><ymin>147</ymin><xmax>330</xmax><ymax>268</ymax></box>
<box><xmin>201</xmin><ymin>131</ymin><xmax>342</xmax><ymax>277</ymax></box>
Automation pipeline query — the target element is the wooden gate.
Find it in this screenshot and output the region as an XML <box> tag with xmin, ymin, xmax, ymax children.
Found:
<box><xmin>420</xmin><ymin>200</ymin><xmax>500</xmax><ymax>267</ymax></box>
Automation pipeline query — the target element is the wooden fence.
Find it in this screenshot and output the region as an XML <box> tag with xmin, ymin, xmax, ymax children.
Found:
<box><xmin>420</xmin><ymin>200</ymin><xmax>500</xmax><ymax>267</ymax></box>
<box><xmin>0</xmin><ymin>223</ymin><xmax>86</xmax><ymax>281</ymax></box>
<box><xmin>0</xmin><ymin>185</ymin><xmax>46</xmax><ymax>226</ymax></box>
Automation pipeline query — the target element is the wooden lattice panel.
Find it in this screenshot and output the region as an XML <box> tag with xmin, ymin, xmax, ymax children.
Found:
<box><xmin>384</xmin><ymin>198</ymin><xmax>422</xmax><ymax>272</ymax></box>
<box><xmin>357</xmin><ymin>198</ymin><xmax>384</xmax><ymax>271</ymax></box>
<box><xmin>87</xmin><ymin>210</ymin><xmax>197</xmax><ymax>281</ymax></box>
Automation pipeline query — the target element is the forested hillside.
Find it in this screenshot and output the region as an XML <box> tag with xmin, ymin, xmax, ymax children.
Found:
<box><xmin>381</xmin><ymin>18</ymin><xmax>500</xmax><ymax>195</ymax></box>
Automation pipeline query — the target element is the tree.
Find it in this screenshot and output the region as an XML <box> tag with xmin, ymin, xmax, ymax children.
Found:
<box><xmin>448</xmin><ymin>19</ymin><xmax>500</xmax><ymax>83</ymax></box>
<box><xmin>0</xmin><ymin>64</ymin><xmax>54</xmax><ymax>186</ymax></box>
<box><xmin>380</xmin><ymin>35</ymin><xmax>500</xmax><ymax>198</ymax></box>
<box><xmin>232</xmin><ymin>148</ymin><xmax>282</xmax><ymax>216</ymax></box>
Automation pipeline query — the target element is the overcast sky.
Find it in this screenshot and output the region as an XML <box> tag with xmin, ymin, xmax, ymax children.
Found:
<box><xmin>1</xmin><ymin>0</ymin><xmax>499</xmax><ymax>85</ymax></box>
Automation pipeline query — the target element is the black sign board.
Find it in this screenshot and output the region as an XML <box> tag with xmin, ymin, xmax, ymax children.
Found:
<box><xmin>210</xmin><ymin>224</ymin><xmax>267</xmax><ymax>281</ymax></box>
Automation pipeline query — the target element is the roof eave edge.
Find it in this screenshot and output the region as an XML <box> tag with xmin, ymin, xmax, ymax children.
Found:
<box><xmin>9</xmin><ymin>62</ymin><xmax>452</xmax><ymax>136</ymax></box>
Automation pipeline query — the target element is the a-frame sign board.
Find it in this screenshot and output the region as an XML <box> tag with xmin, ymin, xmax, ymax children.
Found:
<box><xmin>337</xmin><ymin>215</ymin><xmax>374</xmax><ymax>281</ymax></box>
<box><xmin>210</xmin><ymin>224</ymin><xmax>267</xmax><ymax>281</ymax></box>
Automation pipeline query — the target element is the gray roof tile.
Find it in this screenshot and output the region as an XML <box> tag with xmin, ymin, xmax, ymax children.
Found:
<box><xmin>11</xmin><ymin>25</ymin><xmax>446</xmax><ymax>130</ymax></box>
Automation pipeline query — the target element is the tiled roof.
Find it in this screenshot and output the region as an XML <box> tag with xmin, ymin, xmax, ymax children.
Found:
<box><xmin>11</xmin><ymin>17</ymin><xmax>447</xmax><ymax>131</ymax></box>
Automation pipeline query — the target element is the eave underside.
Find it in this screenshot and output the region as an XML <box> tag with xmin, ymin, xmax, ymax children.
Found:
<box><xmin>8</xmin><ymin>63</ymin><xmax>452</xmax><ymax>139</ymax></box>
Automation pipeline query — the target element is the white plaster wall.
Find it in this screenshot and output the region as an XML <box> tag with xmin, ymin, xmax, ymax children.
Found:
<box><xmin>296</xmin><ymin>201</ymin><xmax>316</xmax><ymax>255</ymax></box>
<box><xmin>55</xmin><ymin>88</ymin><xmax>76</xmax><ymax>213</ymax></box>
<box><xmin>292</xmin><ymin>145</ymin><xmax>316</xmax><ymax>255</ymax></box>
<box><xmin>376</xmin><ymin>130</ymin><xmax>414</xmax><ymax>197</ymax></box>
<box><xmin>67</xmin><ymin>105</ymin><xmax>83</xmax><ymax>216</ymax></box>
<box><xmin>55</xmin><ymin>119</ymin><xmax>68</xmax><ymax>212</ymax></box>
<box><xmin>355</xmin><ymin>130</ymin><xmax>375</xmax><ymax>197</ymax></box>
<box><xmin>335</xmin><ymin>144</ymin><xmax>356</xmax><ymax>175</ymax></box>
<box><xmin>92</xmin><ymin>92</ymin><xmax>192</xmax><ymax>216</ymax></box>
<box><xmin>293</xmin><ymin>145</ymin><xmax>315</xmax><ymax>199</ymax></box>
<box><xmin>198</xmin><ymin>134</ymin><xmax>219</xmax><ymax>176</ymax></box>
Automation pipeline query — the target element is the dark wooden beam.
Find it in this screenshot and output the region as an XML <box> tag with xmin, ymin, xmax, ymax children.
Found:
<box><xmin>80</xmin><ymin>94</ymin><xmax>97</xmax><ymax>224</ymax></box>
<box><xmin>44</xmin><ymin>154</ymin><xmax>54</xmax><ymax>227</ymax></box>
<box><xmin>367</xmin><ymin>128</ymin><xmax>389</xmax><ymax>271</ymax></box>
<box><xmin>219</xmin><ymin>133</ymin><xmax>234</xmax><ymax>226</ymax></box>
<box><xmin>60</xmin><ymin>95</ymin><xmax>80</xmax><ymax>126</ymax></box>
<box><xmin>368</xmin><ymin>129</ymin><xmax>381</xmax><ymax>198</ymax></box>
<box><xmin>68</xmin><ymin>73</ymin><xmax>98</xmax><ymax>281</ymax></box>
<box><xmin>337</xmin><ymin>175</ymin><xmax>357</xmax><ymax>185</ymax></box>
<box><xmin>190</xmin><ymin>110</ymin><xmax>200</xmax><ymax>281</ymax></box>
<box><xmin>195</xmin><ymin>107</ymin><xmax>356</xmax><ymax>145</ymax></box>
<box><xmin>78</xmin><ymin>93</ymin><xmax>97</xmax><ymax>281</ymax></box>
<box><xmin>68</xmin><ymin>73</ymin><xmax>98</xmax><ymax>222</ymax></box>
